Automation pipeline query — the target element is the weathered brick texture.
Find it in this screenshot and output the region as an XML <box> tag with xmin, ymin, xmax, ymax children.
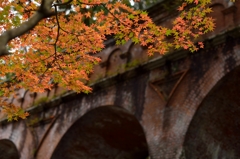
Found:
<box><xmin>1</xmin><ymin>0</ymin><xmax>240</xmax><ymax>159</ymax></box>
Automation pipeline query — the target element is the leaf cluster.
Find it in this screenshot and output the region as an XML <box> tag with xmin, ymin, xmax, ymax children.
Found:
<box><xmin>0</xmin><ymin>0</ymin><xmax>217</xmax><ymax>120</ymax></box>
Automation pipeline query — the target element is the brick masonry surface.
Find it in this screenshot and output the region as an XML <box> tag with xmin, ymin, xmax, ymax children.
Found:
<box><xmin>1</xmin><ymin>0</ymin><xmax>240</xmax><ymax>159</ymax></box>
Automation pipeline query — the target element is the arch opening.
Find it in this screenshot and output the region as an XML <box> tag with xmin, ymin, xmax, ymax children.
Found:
<box><xmin>51</xmin><ymin>106</ymin><xmax>149</xmax><ymax>159</ymax></box>
<box><xmin>0</xmin><ymin>139</ymin><xmax>20</xmax><ymax>159</ymax></box>
<box><xmin>183</xmin><ymin>66</ymin><xmax>240</xmax><ymax>158</ymax></box>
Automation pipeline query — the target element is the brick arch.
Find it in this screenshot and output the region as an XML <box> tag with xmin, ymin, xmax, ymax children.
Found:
<box><xmin>155</xmin><ymin>35</ymin><xmax>240</xmax><ymax>158</ymax></box>
<box><xmin>106</xmin><ymin>48</ymin><xmax>127</xmax><ymax>76</ymax></box>
<box><xmin>0</xmin><ymin>139</ymin><xmax>20</xmax><ymax>159</ymax></box>
<box><xmin>182</xmin><ymin>65</ymin><xmax>240</xmax><ymax>158</ymax></box>
<box><xmin>51</xmin><ymin>106</ymin><xmax>149</xmax><ymax>159</ymax></box>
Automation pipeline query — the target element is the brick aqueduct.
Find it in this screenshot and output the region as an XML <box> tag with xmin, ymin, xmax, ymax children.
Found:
<box><xmin>1</xmin><ymin>0</ymin><xmax>240</xmax><ymax>159</ymax></box>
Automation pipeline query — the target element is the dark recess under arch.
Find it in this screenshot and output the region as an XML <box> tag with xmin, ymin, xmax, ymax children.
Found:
<box><xmin>51</xmin><ymin>106</ymin><xmax>149</xmax><ymax>159</ymax></box>
<box><xmin>183</xmin><ymin>66</ymin><xmax>240</xmax><ymax>159</ymax></box>
<box><xmin>0</xmin><ymin>139</ymin><xmax>20</xmax><ymax>159</ymax></box>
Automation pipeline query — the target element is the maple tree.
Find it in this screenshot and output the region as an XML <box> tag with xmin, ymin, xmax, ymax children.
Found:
<box><xmin>0</xmin><ymin>0</ymin><xmax>234</xmax><ymax>121</ymax></box>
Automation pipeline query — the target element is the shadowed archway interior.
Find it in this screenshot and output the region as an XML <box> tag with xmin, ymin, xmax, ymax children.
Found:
<box><xmin>51</xmin><ymin>106</ymin><xmax>149</xmax><ymax>159</ymax></box>
<box><xmin>183</xmin><ymin>66</ymin><xmax>240</xmax><ymax>159</ymax></box>
<box><xmin>0</xmin><ymin>139</ymin><xmax>20</xmax><ymax>159</ymax></box>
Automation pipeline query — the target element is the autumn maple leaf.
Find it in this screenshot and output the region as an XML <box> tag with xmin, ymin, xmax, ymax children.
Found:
<box><xmin>0</xmin><ymin>0</ymin><xmax>216</xmax><ymax>120</ymax></box>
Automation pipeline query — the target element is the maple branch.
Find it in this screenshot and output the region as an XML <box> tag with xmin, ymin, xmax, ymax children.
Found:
<box><xmin>0</xmin><ymin>75</ymin><xmax>17</xmax><ymax>88</ymax></box>
<box><xmin>38</xmin><ymin>67</ymin><xmax>50</xmax><ymax>84</ymax></box>
<box><xmin>100</xmin><ymin>4</ymin><xmax>129</xmax><ymax>27</ymax></box>
<box><xmin>0</xmin><ymin>0</ymin><xmax>56</xmax><ymax>57</ymax></box>
<box><xmin>53</xmin><ymin>4</ymin><xmax>61</xmax><ymax>58</ymax></box>
<box><xmin>76</xmin><ymin>0</ymin><xmax>124</xmax><ymax>23</ymax></box>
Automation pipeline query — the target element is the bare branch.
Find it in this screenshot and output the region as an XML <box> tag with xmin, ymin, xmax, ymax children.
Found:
<box><xmin>0</xmin><ymin>0</ymin><xmax>56</xmax><ymax>57</ymax></box>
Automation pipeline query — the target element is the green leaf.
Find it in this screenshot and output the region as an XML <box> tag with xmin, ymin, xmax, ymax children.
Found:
<box><xmin>121</xmin><ymin>39</ymin><xmax>126</xmax><ymax>44</ymax></box>
<box><xmin>141</xmin><ymin>11</ymin><xmax>148</xmax><ymax>15</ymax></box>
<box><xmin>132</xmin><ymin>37</ymin><xmax>139</xmax><ymax>44</ymax></box>
<box><xmin>0</xmin><ymin>90</ymin><xmax>5</xmax><ymax>96</ymax></box>
<box><xmin>128</xmin><ymin>14</ymin><xmax>135</xmax><ymax>20</ymax></box>
<box><xmin>166</xmin><ymin>29</ymin><xmax>172</xmax><ymax>36</ymax></box>
<box><xmin>116</xmin><ymin>40</ymin><xmax>121</xmax><ymax>45</ymax></box>
<box><xmin>129</xmin><ymin>32</ymin><xmax>134</xmax><ymax>38</ymax></box>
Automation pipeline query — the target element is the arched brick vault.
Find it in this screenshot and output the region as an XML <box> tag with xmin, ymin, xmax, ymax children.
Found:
<box><xmin>34</xmin><ymin>72</ymin><xmax>149</xmax><ymax>159</ymax></box>
<box><xmin>142</xmin><ymin>32</ymin><xmax>240</xmax><ymax>158</ymax></box>
<box><xmin>0</xmin><ymin>139</ymin><xmax>20</xmax><ymax>159</ymax></box>
<box><xmin>51</xmin><ymin>106</ymin><xmax>149</xmax><ymax>159</ymax></box>
<box><xmin>183</xmin><ymin>64</ymin><xmax>240</xmax><ymax>158</ymax></box>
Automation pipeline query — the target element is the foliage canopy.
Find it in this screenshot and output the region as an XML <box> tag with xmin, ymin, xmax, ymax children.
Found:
<box><xmin>0</xmin><ymin>0</ymin><xmax>231</xmax><ymax>120</ymax></box>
